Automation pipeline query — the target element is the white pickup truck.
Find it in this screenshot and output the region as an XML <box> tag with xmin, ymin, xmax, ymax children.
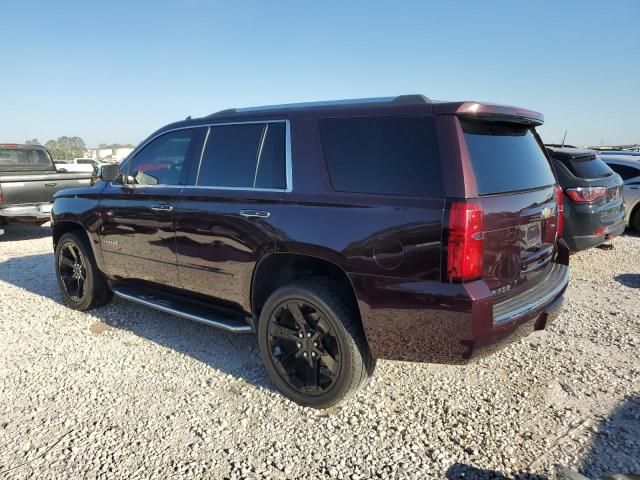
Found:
<box><xmin>54</xmin><ymin>158</ymin><xmax>101</xmax><ymax>173</ymax></box>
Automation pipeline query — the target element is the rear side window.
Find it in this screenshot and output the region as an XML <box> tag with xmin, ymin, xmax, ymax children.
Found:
<box><xmin>320</xmin><ymin>116</ymin><xmax>442</xmax><ymax>196</ymax></box>
<box><xmin>0</xmin><ymin>147</ymin><xmax>51</xmax><ymax>170</ymax></box>
<box><xmin>606</xmin><ymin>163</ymin><xmax>640</xmax><ymax>181</ymax></box>
<box><xmin>197</xmin><ymin>122</ymin><xmax>287</xmax><ymax>189</ymax></box>
<box><xmin>553</xmin><ymin>155</ymin><xmax>613</xmax><ymax>179</ymax></box>
<box><xmin>462</xmin><ymin>120</ymin><xmax>556</xmax><ymax>195</ymax></box>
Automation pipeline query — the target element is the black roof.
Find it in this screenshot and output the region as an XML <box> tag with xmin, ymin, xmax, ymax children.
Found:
<box><xmin>546</xmin><ymin>146</ymin><xmax>596</xmax><ymax>160</ymax></box>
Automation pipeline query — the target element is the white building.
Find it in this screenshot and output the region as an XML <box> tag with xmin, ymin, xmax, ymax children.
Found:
<box><xmin>85</xmin><ymin>146</ymin><xmax>134</xmax><ymax>163</ymax></box>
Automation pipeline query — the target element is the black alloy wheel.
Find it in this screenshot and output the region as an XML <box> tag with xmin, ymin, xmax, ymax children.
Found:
<box><xmin>267</xmin><ymin>300</ymin><xmax>342</xmax><ymax>395</ymax></box>
<box><xmin>57</xmin><ymin>241</ymin><xmax>88</xmax><ymax>303</ymax></box>
<box><xmin>257</xmin><ymin>277</ymin><xmax>375</xmax><ymax>408</ymax></box>
<box><xmin>54</xmin><ymin>231</ymin><xmax>112</xmax><ymax>311</ymax></box>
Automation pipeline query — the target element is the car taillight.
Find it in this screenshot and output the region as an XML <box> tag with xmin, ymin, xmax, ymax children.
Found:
<box><xmin>447</xmin><ymin>201</ymin><xmax>484</xmax><ymax>282</ymax></box>
<box><xmin>555</xmin><ymin>184</ymin><xmax>564</xmax><ymax>238</ymax></box>
<box><xmin>0</xmin><ymin>184</ymin><xmax>3</xmax><ymax>205</ymax></box>
<box><xmin>565</xmin><ymin>186</ymin><xmax>606</xmax><ymax>202</ymax></box>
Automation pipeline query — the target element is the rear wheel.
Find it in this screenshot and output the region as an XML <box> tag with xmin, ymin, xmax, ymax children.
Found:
<box><xmin>55</xmin><ymin>231</ymin><xmax>112</xmax><ymax>310</ymax></box>
<box><xmin>257</xmin><ymin>277</ymin><xmax>375</xmax><ymax>408</ymax></box>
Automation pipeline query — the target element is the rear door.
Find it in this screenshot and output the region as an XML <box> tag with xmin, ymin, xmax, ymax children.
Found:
<box><xmin>460</xmin><ymin>120</ymin><xmax>559</xmax><ymax>296</ymax></box>
<box><xmin>173</xmin><ymin>121</ymin><xmax>287</xmax><ymax>312</ymax></box>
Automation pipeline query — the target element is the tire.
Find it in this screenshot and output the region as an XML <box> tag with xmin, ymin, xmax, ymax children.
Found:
<box><xmin>257</xmin><ymin>277</ymin><xmax>376</xmax><ymax>408</ymax></box>
<box><xmin>55</xmin><ymin>231</ymin><xmax>112</xmax><ymax>310</ymax></box>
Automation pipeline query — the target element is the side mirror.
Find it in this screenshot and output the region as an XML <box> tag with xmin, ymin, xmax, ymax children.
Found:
<box><xmin>100</xmin><ymin>163</ymin><xmax>120</xmax><ymax>182</ymax></box>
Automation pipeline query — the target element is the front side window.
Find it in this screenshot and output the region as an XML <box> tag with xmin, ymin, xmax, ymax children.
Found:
<box><xmin>127</xmin><ymin>129</ymin><xmax>195</xmax><ymax>185</ymax></box>
<box><xmin>197</xmin><ymin>122</ymin><xmax>286</xmax><ymax>189</ymax></box>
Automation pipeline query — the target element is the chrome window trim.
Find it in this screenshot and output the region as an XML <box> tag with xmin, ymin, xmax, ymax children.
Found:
<box><xmin>113</xmin><ymin>120</ymin><xmax>292</xmax><ymax>192</ymax></box>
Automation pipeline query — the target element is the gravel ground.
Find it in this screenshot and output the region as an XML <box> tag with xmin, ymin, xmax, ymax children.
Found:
<box><xmin>0</xmin><ymin>223</ymin><xmax>638</xmax><ymax>480</ymax></box>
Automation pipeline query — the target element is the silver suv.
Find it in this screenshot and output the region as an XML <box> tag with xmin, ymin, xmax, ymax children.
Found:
<box><xmin>600</xmin><ymin>154</ymin><xmax>640</xmax><ymax>231</ymax></box>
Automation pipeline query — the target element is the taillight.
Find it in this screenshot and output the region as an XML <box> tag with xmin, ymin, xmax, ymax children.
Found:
<box><xmin>565</xmin><ymin>186</ymin><xmax>606</xmax><ymax>202</ymax></box>
<box><xmin>0</xmin><ymin>184</ymin><xmax>3</xmax><ymax>205</ymax></box>
<box><xmin>447</xmin><ymin>201</ymin><xmax>484</xmax><ymax>282</ymax></box>
<box><xmin>555</xmin><ymin>184</ymin><xmax>564</xmax><ymax>238</ymax></box>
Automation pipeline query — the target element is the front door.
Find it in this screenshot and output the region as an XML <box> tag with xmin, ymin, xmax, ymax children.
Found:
<box><xmin>174</xmin><ymin>120</ymin><xmax>289</xmax><ymax>312</ymax></box>
<box><xmin>99</xmin><ymin>127</ymin><xmax>204</xmax><ymax>289</ymax></box>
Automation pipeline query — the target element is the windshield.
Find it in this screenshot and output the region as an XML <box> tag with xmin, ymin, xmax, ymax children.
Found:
<box><xmin>0</xmin><ymin>147</ymin><xmax>53</xmax><ymax>171</ymax></box>
<box><xmin>462</xmin><ymin>120</ymin><xmax>556</xmax><ymax>195</ymax></box>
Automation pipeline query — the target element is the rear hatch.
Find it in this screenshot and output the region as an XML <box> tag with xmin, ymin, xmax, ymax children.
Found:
<box><xmin>460</xmin><ymin>119</ymin><xmax>560</xmax><ymax>298</ymax></box>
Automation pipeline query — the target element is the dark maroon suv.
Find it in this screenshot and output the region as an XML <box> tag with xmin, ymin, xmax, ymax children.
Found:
<box><xmin>51</xmin><ymin>95</ymin><xmax>569</xmax><ymax>408</ymax></box>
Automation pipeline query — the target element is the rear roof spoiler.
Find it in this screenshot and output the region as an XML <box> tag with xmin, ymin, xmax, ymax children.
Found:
<box><xmin>433</xmin><ymin>101</ymin><xmax>544</xmax><ymax>126</ymax></box>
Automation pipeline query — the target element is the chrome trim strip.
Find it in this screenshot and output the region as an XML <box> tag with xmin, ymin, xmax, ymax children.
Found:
<box><xmin>118</xmin><ymin>119</ymin><xmax>292</xmax><ymax>193</ymax></box>
<box><xmin>253</xmin><ymin>124</ymin><xmax>268</xmax><ymax>188</ymax></box>
<box><xmin>493</xmin><ymin>265</ymin><xmax>569</xmax><ymax>325</ymax></box>
<box><xmin>113</xmin><ymin>289</ymin><xmax>253</xmax><ymax>333</ymax></box>
<box><xmin>195</xmin><ymin>126</ymin><xmax>211</xmax><ymax>186</ymax></box>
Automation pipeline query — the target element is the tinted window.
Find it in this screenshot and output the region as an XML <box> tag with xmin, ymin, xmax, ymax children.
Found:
<box><xmin>462</xmin><ymin>120</ymin><xmax>556</xmax><ymax>195</ymax></box>
<box><xmin>255</xmin><ymin>123</ymin><xmax>286</xmax><ymax>189</ymax></box>
<box><xmin>128</xmin><ymin>129</ymin><xmax>195</xmax><ymax>185</ymax></box>
<box><xmin>552</xmin><ymin>155</ymin><xmax>613</xmax><ymax>179</ymax></box>
<box><xmin>320</xmin><ymin>116</ymin><xmax>442</xmax><ymax>196</ymax></box>
<box><xmin>197</xmin><ymin>122</ymin><xmax>287</xmax><ymax>189</ymax></box>
<box><xmin>0</xmin><ymin>147</ymin><xmax>51</xmax><ymax>170</ymax></box>
<box><xmin>606</xmin><ymin>163</ymin><xmax>640</xmax><ymax>181</ymax></box>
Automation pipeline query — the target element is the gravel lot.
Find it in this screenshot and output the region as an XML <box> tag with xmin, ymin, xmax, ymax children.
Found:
<box><xmin>0</xmin><ymin>223</ymin><xmax>638</xmax><ymax>480</ymax></box>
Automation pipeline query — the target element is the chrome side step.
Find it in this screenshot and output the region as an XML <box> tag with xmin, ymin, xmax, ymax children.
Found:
<box><xmin>112</xmin><ymin>288</ymin><xmax>254</xmax><ymax>334</ymax></box>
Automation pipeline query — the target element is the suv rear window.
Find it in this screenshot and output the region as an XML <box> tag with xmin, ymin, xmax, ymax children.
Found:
<box><xmin>320</xmin><ymin>116</ymin><xmax>442</xmax><ymax>196</ymax></box>
<box><xmin>462</xmin><ymin>120</ymin><xmax>556</xmax><ymax>195</ymax></box>
<box><xmin>553</xmin><ymin>155</ymin><xmax>613</xmax><ymax>179</ymax></box>
<box><xmin>0</xmin><ymin>147</ymin><xmax>52</xmax><ymax>171</ymax></box>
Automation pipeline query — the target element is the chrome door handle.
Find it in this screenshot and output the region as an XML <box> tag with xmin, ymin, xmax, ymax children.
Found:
<box><xmin>240</xmin><ymin>209</ymin><xmax>270</xmax><ymax>218</ymax></box>
<box><xmin>150</xmin><ymin>204</ymin><xmax>174</xmax><ymax>212</ymax></box>
<box><xmin>45</xmin><ymin>183</ymin><xmax>57</xmax><ymax>187</ymax></box>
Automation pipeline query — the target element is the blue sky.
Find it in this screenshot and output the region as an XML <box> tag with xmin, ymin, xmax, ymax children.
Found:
<box><xmin>2</xmin><ymin>0</ymin><xmax>638</xmax><ymax>147</ymax></box>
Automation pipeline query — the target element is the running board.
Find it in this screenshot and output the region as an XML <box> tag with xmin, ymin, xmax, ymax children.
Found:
<box><xmin>112</xmin><ymin>288</ymin><xmax>254</xmax><ymax>334</ymax></box>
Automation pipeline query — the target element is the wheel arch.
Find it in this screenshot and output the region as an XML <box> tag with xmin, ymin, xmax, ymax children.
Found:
<box><xmin>251</xmin><ymin>252</ymin><xmax>362</xmax><ymax>325</ymax></box>
<box><xmin>52</xmin><ymin>220</ymin><xmax>87</xmax><ymax>249</ymax></box>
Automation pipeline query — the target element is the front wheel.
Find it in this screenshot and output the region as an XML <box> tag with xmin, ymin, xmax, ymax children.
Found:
<box><xmin>55</xmin><ymin>231</ymin><xmax>112</xmax><ymax>310</ymax></box>
<box><xmin>257</xmin><ymin>277</ymin><xmax>375</xmax><ymax>408</ymax></box>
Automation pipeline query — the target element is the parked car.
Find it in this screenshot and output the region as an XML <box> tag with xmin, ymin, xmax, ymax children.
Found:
<box><xmin>546</xmin><ymin>146</ymin><xmax>625</xmax><ymax>251</ymax></box>
<box><xmin>51</xmin><ymin>95</ymin><xmax>569</xmax><ymax>408</ymax></box>
<box><xmin>0</xmin><ymin>144</ymin><xmax>93</xmax><ymax>226</ymax></box>
<box><xmin>54</xmin><ymin>159</ymin><xmax>96</xmax><ymax>174</ymax></box>
<box><xmin>599</xmin><ymin>154</ymin><xmax>640</xmax><ymax>231</ymax></box>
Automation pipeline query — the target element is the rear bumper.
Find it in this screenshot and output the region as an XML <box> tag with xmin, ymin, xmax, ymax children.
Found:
<box><xmin>563</xmin><ymin>199</ymin><xmax>626</xmax><ymax>252</ymax></box>
<box><xmin>352</xmin><ymin>251</ymin><xmax>569</xmax><ymax>364</ymax></box>
<box><xmin>565</xmin><ymin>216</ymin><xmax>626</xmax><ymax>252</ymax></box>
<box><xmin>0</xmin><ymin>204</ymin><xmax>52</xmax><ymax>221</ymax></box>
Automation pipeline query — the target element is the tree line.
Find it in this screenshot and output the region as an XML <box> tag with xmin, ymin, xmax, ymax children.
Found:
<box><xmin>25</xmin><ymin>137</ymin><xmax>134</xmax><ymax>160</ymax></box>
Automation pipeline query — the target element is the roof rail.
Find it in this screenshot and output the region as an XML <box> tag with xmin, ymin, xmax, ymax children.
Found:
<box><xmin>207</xmin><ymin>94</ymin><xmax>431</xmax><ymax>117</ymax></box>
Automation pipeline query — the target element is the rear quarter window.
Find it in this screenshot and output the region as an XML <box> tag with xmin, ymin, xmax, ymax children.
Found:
<box><xmin>320</xmin><ymin>116</ymin><xmax>442</xmax><ymax>197</ymax></box>
<box><xmin>462</xmin><ymin>120</ymin><xmax>556</xmax><ymax>195</ymax></box>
